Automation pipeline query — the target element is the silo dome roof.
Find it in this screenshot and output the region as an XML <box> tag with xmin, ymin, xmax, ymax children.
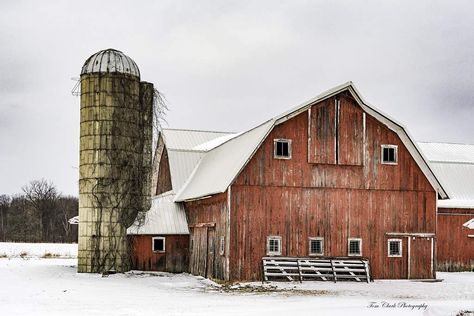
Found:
<box><xmin>81</xmin><ymin>48</ymin><xmax>140</xmax><ymax>78</ymax></box>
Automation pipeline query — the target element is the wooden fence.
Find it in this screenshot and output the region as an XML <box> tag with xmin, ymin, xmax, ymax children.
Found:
<box><xmin>262</xmin><ymin>256</ymin><xmax>371</xmax><ymax>283</ymax></box>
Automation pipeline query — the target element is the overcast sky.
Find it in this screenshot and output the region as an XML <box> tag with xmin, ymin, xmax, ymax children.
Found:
<box><xmin>0</xmin><ymin>0</ymin><xmax>473</xmax><ymax>196</ymax></box>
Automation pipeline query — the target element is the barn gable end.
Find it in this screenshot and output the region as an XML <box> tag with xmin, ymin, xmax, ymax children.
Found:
<box><xmin>229</xmin><ymin>93</ymin><xmax>437</xmax><ymax>280</ymax></box>
<box><xmin>180</xmin><ymin>83</ymin><xmax>447</xmax><ymax>282</ymax></box>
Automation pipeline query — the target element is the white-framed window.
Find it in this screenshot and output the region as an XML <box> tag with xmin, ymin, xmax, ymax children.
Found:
<box><xmin>381</xmin><ymin>145</ymin><xmax>398</xmax><ymax>164</ymax></box>
<box><xmin>348</xmin><ymin>238</ymin><xmax>362</xmax><ymax>256</ymax></box>
<box><xmin>219</xmin><ymin>236</ymin><xmax>225</xmax><ymax>256</ymax></box>
<box><xmin>388</xmin><ymin>239</ymin><xmax>402</xmax><ymax>257</ymax></box>
<box><xmin>152</xmin><ymin>236</ymin><xmax>165</xmax><ymax>253</ymax></box>
<box><xmin>274</xmin><ymin>139</ymin><xmax>292</xmax><ymax>159</ymax></box>
<box><xmin>267</xmin><ymin>236</ymin><xmax>282</xmax><ymax>255</ymax></box>
<box><xmin>309</xmin><ymin>237</ymin><xmax>324</xmax><ymax>256</ymax></box>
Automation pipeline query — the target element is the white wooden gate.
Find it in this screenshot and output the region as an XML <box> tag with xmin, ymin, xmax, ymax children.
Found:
<box><xmin>262</xmin><ymin>257</ymin><xmax>371</xmax><ymax>283</ymax></box>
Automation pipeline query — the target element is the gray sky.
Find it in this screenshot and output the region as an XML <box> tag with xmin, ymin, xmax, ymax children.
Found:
<box><xmin>1</xmin><ymin>0</ymin><xmax>473</xmax><ymax>196</ymax></box>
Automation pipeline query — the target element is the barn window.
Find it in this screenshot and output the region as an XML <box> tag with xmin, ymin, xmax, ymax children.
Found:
<box><xmin>274</xmin><ymin>139</ymin><xmax>292</xmax><ymax>159</ymax></box>
<box><xmin>348</xmin><ymin>238</ymin><xmax>362</xmax><ymax>256</ymax></box>
<box><xmin>267</xmin><ymin>236</ymin><xmax>282</xmax><ymax>255</ymax></box>
<box><xmin>309</xmin><ymin>237</ymin><xmax>324</xmax><ymax>256</ymax></box>
<box><xmin>381</xmin><ymin>145</ymin><xmax>398</xmax><ymax>164</ymax></box>
<box><xmin>152</xmin><ymin>237</ymin><xmax>165</xmax><ymax>252</ymax></box>
<box><xmin>219</xmin><ymin>236</ymin><xmax>225</xmax><ymax>256</ymax></box>
<box><xmin>388</xmin><ymin>239</ymin><xmax>402</xmax><ymax>257</ymax></box>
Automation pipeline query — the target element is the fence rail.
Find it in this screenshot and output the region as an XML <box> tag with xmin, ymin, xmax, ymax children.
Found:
<box><xmin>262</xmin><ymin>256</ymin><xmax>371</xmax><ymax>283</ymax></box>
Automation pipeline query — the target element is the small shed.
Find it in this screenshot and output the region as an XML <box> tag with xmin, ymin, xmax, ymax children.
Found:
<box><xmin>127</xmin><ymin>192</ymin><xmax>190</xmax><ymax>272</ymax></box>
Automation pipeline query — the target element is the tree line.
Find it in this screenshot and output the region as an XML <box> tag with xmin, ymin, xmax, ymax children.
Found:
<box><xmin>0</xmin><ymin>179</ymin><xmax>78</xmax><ymax>243</ymax></box>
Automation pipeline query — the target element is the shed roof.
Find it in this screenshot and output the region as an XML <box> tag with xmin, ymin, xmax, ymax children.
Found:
<box><xmin>127</xmin><ymin>192</ymin><xmax>190</xmax><ymax>235</ymax></box>
<box><xmin>175</xmin><ymin>82</ymin><xmax>448</xmax><ymax>202</ymax></box>
<box><xmin>419</xmin><ymin>142</ymin><xmax>474</xmax><ymax>209</ymax></box>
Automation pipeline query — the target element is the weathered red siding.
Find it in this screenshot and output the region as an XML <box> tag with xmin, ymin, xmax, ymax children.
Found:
<box><xmin>437</xmin><ymin>208</ymin><xmax>474</xmax><ymax>271</ymax></box>
<box><xmin>130</xmin><ymin>235</ymin><xmax>189</xmax><ymax>272</ymax></box>
<box><xmin>185</xmin><ymin>193</ymin><xmax>228</xmax><ymax>280</ymax></box>
<box><xmin>229</xmin><ymin>94</ymin><xmax>436</xmax><ymax>281</ymax></box>
<box><xmin>308</xmin><ymin>98</ymin><xmax>336</xmax><ymax>164</ymax></box>
<box><xmin>155</xmin><ymin>147</ymin><xmax>172</xmax><ymax>195</ymax></box>
<box><xmin>338</xmin><ymin>95</ymin><xmax>364</xmax><ymax>166</ymax></box>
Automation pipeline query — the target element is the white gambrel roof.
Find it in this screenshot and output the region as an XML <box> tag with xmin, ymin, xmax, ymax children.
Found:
<box><xmin>175</xmin><ymin>120</ymin><xmax>274</xmax><ymax>201</ymax></box>
<box><xmin>127</xmin><ymin>192</ymin><xmax>190</xmax><ymax>235</ymax></box>
<box><xmin>419</xmin><ymin>142</ymin><xmax>474</xmax><ymax>209</ymax></box>
<box><xmin>161</xmin><ymin>129</ymin><xmax>236</xmax><ymax>193</ymax></box>
<box><xmin>127</xmin><ymin>129</ymin><xmax>234</xmax><ymax>234</ymax></box>
<box><xmin>175</xmin><ymin>82</ymin><xmax>448</xmax><ymax>202</ymax></box>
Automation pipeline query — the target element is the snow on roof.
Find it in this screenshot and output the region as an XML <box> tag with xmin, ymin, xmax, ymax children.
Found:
<box><xmin>463</xmin><ymin>218</ymin><xmax>474</xmax><ymax>229</ymax></box>
<box><xmin>127</xmin><ymin>192</ymin><xmax>190</xmax><ymax>235</ymax></box>
<box><xmin>419</xmin><ymin>142</ymin><xmax>474</xmax><ymax>209</ymax></box>
<box><xmin>175</xmin><ymin>82</ymin><xmax>448</xmax><ymax>202</ymax></box>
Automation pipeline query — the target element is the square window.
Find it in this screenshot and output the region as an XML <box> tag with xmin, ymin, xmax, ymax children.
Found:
<box><xmin>381</xmin><ymin>145</ymin><xmax>398</xmax><ymax>164</ymax></box>
<box><xmin>274</xmin><ymin>139</ymin><xmax>292</xmax><ymax>159</ymax></box>
<box><xmin>388</xmin><ymin>239</ymin><xmax>402</xmax><ymax>257</ymax></box>
<box><xmin>309</xmin><ymin>238</ymin><xmax>324</xmax><ymax>256</ymax></box>
<box><xmin>348</xmin><ymin>238</ymin><xmax>362</xmax><ymax>256</ymax></box>
<box><xmin>267</xmin><ymin>236</ymin><xmax>282</xmax><ymax>255</ymax></box>
<box><xmin>152</xmin><ymin>237</ymin><xmax>165</xmax><ymax>252</ymax></box>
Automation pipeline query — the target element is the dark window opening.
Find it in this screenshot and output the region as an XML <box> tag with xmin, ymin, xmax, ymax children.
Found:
<box><xmin>309</xmin><ymin>238</ymin><xmax>323</xmax><ymax>255</ymax></box>
<box><xmin>274</xmin><ymin>140</ymin><xmax>291</xmax><ymax>159</ymax></box>
<box><xmin>382</xmin><ymin>145</ymin><xmax>397</xmax><ymax>164</ymax></box>
<box><xmin>388</xmin><ymin>240</ymin><xmax>402</xmax><ymax>257</ymax></box>
<box><xmin>269</xmin><ymin>239</ymin><xmax>280</xmax><ymax>252</ymax></box>
<box><xmin>152</xmin><ymin>237</ymin><xmax>165</xmax><ymax>252</ymax></box>
<box><xmin>267</xmin><ymin>236</ymin><xmax>282</xmax><ymax>255</ymax></box>
<box><xmin>348</xmin><ymin>239</ymin><xmax>361</xmax><ymax>256</ymax></box>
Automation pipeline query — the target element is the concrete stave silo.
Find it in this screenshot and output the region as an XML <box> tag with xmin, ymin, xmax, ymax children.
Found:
<box><xmin>78</xmin><ymin>49</ymin><xmax>153</xmax><ymax>273</ymax></box>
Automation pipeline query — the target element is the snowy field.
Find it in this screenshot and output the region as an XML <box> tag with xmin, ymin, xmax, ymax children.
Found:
<box><xmin>0</xmin><ymin>242</ymin><xmax>77</xmax><ymax>258</ymax></box>
<box><xmin>0</xmin><ymin>243</ymin><xmax>473</xmax><ymax>316</ymax></box>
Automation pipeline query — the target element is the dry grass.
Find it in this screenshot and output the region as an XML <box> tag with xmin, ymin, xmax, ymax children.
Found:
<box><xmin>41</xmin><ymin>253</ymin><xmax>61</xmax><ymax>259</ymax></box>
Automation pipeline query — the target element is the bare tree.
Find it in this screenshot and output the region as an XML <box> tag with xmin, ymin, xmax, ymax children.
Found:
<box><xmin>56</xmin><ymin>196</ymin><xmax>78</xmax><ymax>243</ymax></box>
<box><xmin>22</xmin><ymin>179</ymin><xmax>59</xmax><ymax>242</ymax></box>
<box><xmin>0</xmin><ymin>195</ymin><xmax>10</xmax><ymax>242</ymax></box>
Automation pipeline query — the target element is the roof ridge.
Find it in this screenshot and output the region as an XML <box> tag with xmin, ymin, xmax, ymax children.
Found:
<box><xmin>162</xmin><ymin>127</ymin><xmax>235</xmax><ymax>134</ymax></box>
<box><xmin>430</xmin><ymin>160</ymin><xmax>474</xmax><ymax>165</ymax></box>
<box><xmin>418</xmin><ymin>141</ymin><xmax>474</xmax><ymax>146</ymax></box>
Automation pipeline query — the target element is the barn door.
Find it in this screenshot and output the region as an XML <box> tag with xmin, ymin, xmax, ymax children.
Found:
<box><xmin>189</xmin><ymin>227</ymin><xmax>207</xmax><ymax>276</ymax></box>
<box><xmin>206</xmin><ymin>228</ymin><xmax>216</xmax><ymax>279</ymax></box>
<box><xmin>189</xmin><ymin>226</ymin><xmax>216</xmax><ymax>278</ymax></box>
<box><xmin>409</xmin><ymin>236</ymin><xmax>434</xmax><ymax>279</ymax></box>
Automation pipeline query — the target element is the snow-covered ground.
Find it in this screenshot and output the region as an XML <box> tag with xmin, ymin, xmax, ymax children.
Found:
<box><xmin>0</xmin><ymin>242</ymin><xmax>77</xmax><ymax>258</ymax></box>
<box><xmin>0</xmin><ymin>244</ymin><xmax>472</xmax><ymax>316</ymax></box>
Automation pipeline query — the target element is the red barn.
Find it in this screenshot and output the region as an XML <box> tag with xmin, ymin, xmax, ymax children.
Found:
<box><xmin>131</xmin><ymin>82</ymin><xmax>450</xmax><ymax>281</ymax></box>
<box><xmin>418</xmin><ymin>142</ymin><xmax>474</xmax><ymax>272</ymax></box>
